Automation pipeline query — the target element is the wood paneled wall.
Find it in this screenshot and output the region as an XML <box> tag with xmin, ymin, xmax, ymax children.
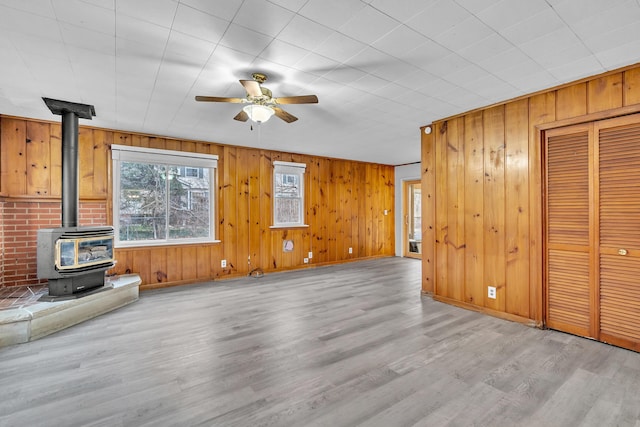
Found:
<box><xmin>422</xmin><ymin>64</ymin><xmax>640</xmax><ymax>325</ymax></box>
<box><xmin>0</xmin><ymin>117</ymin><xmax>395</xmax><ymax>289</ymax></box>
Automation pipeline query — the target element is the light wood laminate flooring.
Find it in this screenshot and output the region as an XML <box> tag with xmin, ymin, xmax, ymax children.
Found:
<box><xmin>1</xmin><ymin>257</ymin><xmax>639</xmax><ymax>426</ymax></box>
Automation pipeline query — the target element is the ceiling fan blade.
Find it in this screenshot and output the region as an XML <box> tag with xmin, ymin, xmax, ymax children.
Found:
<box><xmin>274</xmin><ymin>95</ymin><xmax>318</xmax><ymax>105</ymax></box>
<box><xmin>195</xmin><ymin>96</ymin><xmax>244</xmax><ymax>103</ymax></box>
<box><xmin>234</xmin><ymin>109</ymin><xmax>249</xmax><ymax>122</ymax></box>
<box><xmin>273</xmin><ymin>107</ymin><xmax>298</xmax><ymax>123</ymax></box>
<box><xmin>240</xmin><ymin>80</ymin><xmax>262</xmax><ymax>97</ymax></box>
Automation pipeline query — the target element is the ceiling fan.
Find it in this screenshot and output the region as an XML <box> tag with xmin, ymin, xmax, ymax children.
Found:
<box><xmin>195</xmin><ymin>72</ymin><xmax>318</xmax><ymax>123</ymax></box>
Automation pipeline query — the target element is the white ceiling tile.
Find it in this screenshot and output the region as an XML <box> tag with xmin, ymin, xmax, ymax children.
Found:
<box><xmin>477</xmin><ymin>47</ymin><xmax>530</xmax><ymax>75</ymax></box>
<box><xmin>314</xmin><ymin>32</ymin><xmax>367</xmax><ymax>64</ymax></box>
<box><xmin>372</xmin><ymin>82</ymin><xmax>416</xmax><ymax>101</ymax></box>
<box><xmin>177</xmin><ymin>0</ymin><xmax>243</xmax><ymax>21</ymax></box>
<box><xmin>457</xmin><ymin>73</ymin><xmax>511</xmax><ymax>95</ymax></box>
<box><xmin>0</xmin><ymin>6</ymin><xmax>62</xmax><ymax>40</ymax></box>
<box><xmin>434</xmin><ymin>16</ymin><xmax>494</xmax><ymax>52</ymax></box>
<box><xmin>423</xmin><ymin>53</ymin><xmax>472</xmax><ymax>77</ymax></box>
<box><xmin>164</xmin><ymin>31</ymin><xmax>217</xmax><ymax>65</ymax></box>
<box><xmin>155</xmin><ymin>62</ymin><xmax>202</xmax><ymax>91</ymax></box>
<box><xmin>116</xmin><ymin>14</ymin><xmax>170</xmax><ymax>50</ymax></box>
<box><xmin>476</xmin><ymin>0</ymin><xmax>550</xmax><ymax>32</ymax></box>
<box><xmin>577</xmin><ymin>11</ymin><xmax>640</xmax><ymax>52</ymax></box>
<box><xmin>492</xmin><ymin>57</ymin><xmax>548</xmax><ymax>82</ymax></box>
<box><xmin>267</xmin><ymin>0</ymin><xmax>308</xmax><ymax>12</ymax></box>
<box><xmin>345</xmin><ymin>47</ymin><xmax>397</xmax><ymax>73</ymax></box>
<box><xmin>67</xmin><ymin>47</ymin><xmax>115</xmax><ymax>71</ymax></box>
<box><xmin>278</xmin><ymin>15</ymin><xmax>334</xmax><ymax>51</ymax></box>
<box><xmin>510</xmin><ymin>76</ymin><xmax>560</xmax><ymax>95</ymax></box>
<box><xmin>395</xmin><ymin>67</ymin><xmax>439</xmax><ymax>90</ymax></box>
<box><xmin>260</xmin><ymin>39</ymin><xmax>310</xmax><ymax>67</ymax></box>
<box><xmin>339</xmin><ymin>5</ymin><xmax>400</xmax><ymax>45</ymax></box>
<box><xmin>199</xmin><ymin>45</ymin><xmax>257</xmax><ymax>83</ymax></box>
<box><xmin>517</xmin><ymin>27</ymin><xmax>582</xmax><ymax>61</ymax></box>
<box><xmin>406</xmin><ymin>0</ymin><xmax>471</xmax><ymax>39</ymax></box>
<box><xmin>218</xmin><ymin>23</ymin><xmax>273</xmax><ymax>57</ymax></box>
<box><xmin>547</xmin><ymin>55</ymin><xmax>604</xmax><ymax>81</ymax></box>
<box><xmin>350</xmin><ymin>73</ymin><xmax>389</xmax><ymax>92</ymax></box>
<box><xmin>322</xmin><ymin>66</ymin><xmax>368</xmax><ymax>85</ymax></box>
<box><xmin>457</xmin><ymin>32</ymin><xmax>512</xmax><ymax>64</ymax></box>
<box><xmin>372</xmin><ymin>25</ymin><xmax>429</xmax><ymax>58</ymax></box>
<box><xmin>172</xmin><ymin>3</ymin><xmax>229</xmax><ymax>43</ymax></box>
<box><xmin>499</xmin><ymin>7</ymin><xmax>565</xmax><ymax>45</ymax></box>
<box><xmin>233</xmin><ymin>0</ymin><xmax>295</xmax><ymax>37</ymax></box>
<box><xmin>552</xmin><ymin>0</ymin><xmax>631</xmax><ymax>27</ymax></box>
<box><xmin>9</xmin><ymin>33</ymin><xmax>67</xmax><ymax>60</ymax></box>
<box><xmin>369</xmin><ymin>0</ymin><xmax>439</xmax><ymax>22</ymax></box>
<box><xmin>435</xmin><ymin>85</ymin><xmax>487</xmax><ymax>109</ymax></box>
<box><xmin>397</xmin><ymin>39</ymin><xmax>451</xmax><ymax>68</ymax></box>
<box><xmin>453</xmin><ymin>0</ymin><xmax>501</xmax><ymax>14</ymax></box>
<box><xmin>81</xmin><ymin>0</ymin><xmax>115</xmax><ymax>10</ymax></box>
<box><xmin>371</xmin><ymin>61</ymin><xmax>424</xmax><ymax>82</ymax></box>
<box><xmin>60</xmin><ymin>22</ymin><xmax>116</xmax><ymax>54</ymax></box>
<box><xmin>447</xmin><ymin>64</ymin><xmax>490</xmax><ymax>85</ymax></box>
<box><xmin>596</xmin><ymin>38</ymin><xmax>640</xmax><ymax>69</ymax></box>
<box><xmin>116</xmin><ymin>0</ymin><xmax>178</xmax><ymax>28</ymax></box>
<box><xmin>416</xmin><ymin>77</ymin><xmax>462</xmax><ymax>98</ymax></box>
<box><xmin>298</xmin><ymin>0</ymin><xmax>367</xmax><ymax>30</ymax></box>
<box><xmin>272</xmin><ymin>69</ymin><xmax>321</xmax><ymax>91</ymax></box>
<box><xmin>52</xmin><ymin>0</ymin><xmax>115</xmax><ymax>34</ymax></box>
<box><xmin>115</xmin><ymin>39</ymin><xmax>164</xmax><ymax>74</ymax></box>
<box><xmin>534</xmin><ymin>43</ymin><xmax>595</xmax><ymax>69</ymax></box>
<box><xmin>0</xmin><ymin>45</ymin><xmax>28</xmax><ymax>76</ymax></box>
<box><xmin>293</xmin><ymin>52</ymin><xmax>341</xmax><ymax>75</ymax></box>
<box><xmin>0</xmin><ymin>0</ymin><xmax>56</xmax><ymax>18</ymax></box>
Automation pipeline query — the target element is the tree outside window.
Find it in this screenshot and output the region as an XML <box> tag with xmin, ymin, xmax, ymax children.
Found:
<box><xmin>112</xmin><ymin>145</ymin><xmax>217</xmax><ymax>247</ymax></box>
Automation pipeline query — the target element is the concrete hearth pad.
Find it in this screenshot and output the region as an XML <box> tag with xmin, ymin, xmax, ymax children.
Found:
<box><xmin>0</xmin><ymin>274</ymin><xmax>140</xmax><ymax>348</ymax></box>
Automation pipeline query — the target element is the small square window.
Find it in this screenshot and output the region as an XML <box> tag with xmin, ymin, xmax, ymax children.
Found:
<box><xmin>273</xmin><ymin>161</ymin><xmax>306</xmax><ymax>227</ymax></box>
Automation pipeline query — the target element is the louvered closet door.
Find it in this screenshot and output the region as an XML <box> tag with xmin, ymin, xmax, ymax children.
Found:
<box><xmin>545</xmin><ymin>125</ymin><xmax>593</xmax><ymax>337</ymax></box>
<box><xmin>597</xmin><ymin>117</ymin><xmax>640</xmax><ymax>351</ymax></box>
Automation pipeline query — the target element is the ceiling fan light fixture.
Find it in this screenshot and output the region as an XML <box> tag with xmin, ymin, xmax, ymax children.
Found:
<box><xmin>243</xmin><ymin>104</ymin><xmax>275</xmax><ymax>123</ymax></box>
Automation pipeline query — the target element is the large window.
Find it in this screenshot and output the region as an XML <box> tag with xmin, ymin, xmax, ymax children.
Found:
<box><xmin>272</xmin><ymin>161</ymin><xmax>307</xmax><ymax>227</ymax></box>
<box><xmin>111</xmin><ymin>145</ymin><xmax>218</xmax><ymax>247</ymax></box>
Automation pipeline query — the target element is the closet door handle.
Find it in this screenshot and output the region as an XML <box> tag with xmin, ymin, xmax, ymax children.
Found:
<box><xmin>618</xmin><ymin>248</ymin><xmax>628</xmax><ymax>256</ymax></box>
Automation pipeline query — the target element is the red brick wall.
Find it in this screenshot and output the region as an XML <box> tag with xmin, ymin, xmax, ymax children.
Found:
<box><xmin>0</xmin><ymin>200</ymin><xmax>108</xmax><ymax>287</ymax></box>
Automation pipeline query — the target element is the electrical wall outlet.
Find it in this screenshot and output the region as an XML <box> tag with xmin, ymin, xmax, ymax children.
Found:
<box><xmin>303</xmin><ymin>257</ymin><xmax>309</xmax><ymax>264</ymax></box>
<box><xmin>488</xmin><ymin>286</ymin><xmax>496</xmax><ymax>299</ymax></box>
<box><xmin>221</xmin><ymin>259</ymin><xmax>227</xmax><ymax>268</ymax></box>
<box><xmin>308</xmin><ymin>251</ymin><xmax>313</xmax><ymax>259</ymax></box>
<box><xmin>348</xmin><ymin>247</ymin><xmax>353</xmax><ymax>254</ymax></box>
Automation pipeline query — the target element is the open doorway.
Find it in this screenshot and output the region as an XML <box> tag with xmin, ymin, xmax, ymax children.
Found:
<box><xmin>403</xmin><ymin>180</ymin><xmax>422</xmax><ymax>259</ymax></box>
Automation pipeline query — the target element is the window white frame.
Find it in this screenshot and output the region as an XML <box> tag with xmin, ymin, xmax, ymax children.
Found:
<box><xmin>271</xmin><ymin>160</ymin><xmax>307</xmax><ymax>228</ymax></box>
<box><xmin>111</xmin><ymin>144</ymin><xmax>218</xmax><ymax>247</ymax></box>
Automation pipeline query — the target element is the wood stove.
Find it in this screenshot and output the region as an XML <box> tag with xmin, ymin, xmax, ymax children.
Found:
<box><xmin>36</xmin><ymin>98</ymin><xmax>115</xmax><ymax>299</ymax></box>
<box><xmin>37</xmin><ymin>227</ymin><xmax>115</xmax><ymax>296</ymax></box>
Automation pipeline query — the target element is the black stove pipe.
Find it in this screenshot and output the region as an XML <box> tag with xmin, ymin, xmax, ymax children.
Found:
<box><xmin>61</xmin><ymin>110</ymin><xmax>79</xmax><ymax>228</ymax></box>
<box><xmin>43</xmin><ymin>98</ymin><xmax>96</xmax><ymax>228</ymax></box>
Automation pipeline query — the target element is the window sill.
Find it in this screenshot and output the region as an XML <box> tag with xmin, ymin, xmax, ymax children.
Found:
<box><xmin>269</xmin><ymin>225</ymin><xmax>309</xmax><ymax>230</ymax></box>
<box><xmin>115</xmin><ymin>240</ymin><xmax>221</xmax><ymax>249</ymax></box>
